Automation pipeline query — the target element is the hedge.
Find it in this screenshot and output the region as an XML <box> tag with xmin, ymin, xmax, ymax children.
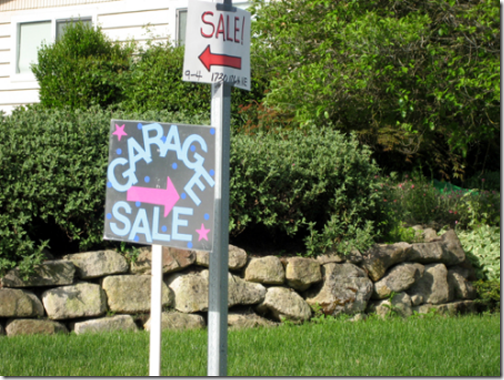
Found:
<box><xmin>0</xmin><ymin>106</ymin><xmax>386</xmax><ymax>275</ymax></box>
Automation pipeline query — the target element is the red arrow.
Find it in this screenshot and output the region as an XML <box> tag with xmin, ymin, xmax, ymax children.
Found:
<box><xmin>198</xmin><ymin>45</ymin><xmax>241</xmax><ymax>72</ymax></box>
<box><xmin>126</xmin><ymin>177</ymin><xmax>180</xmax><ymax>217</ymax></box>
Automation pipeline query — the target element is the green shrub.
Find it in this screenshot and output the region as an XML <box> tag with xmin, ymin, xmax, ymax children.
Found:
<box><xmin>32</xmin><ymin>22</ymin><xmax>132</xmax><ymax>110</ymax></box>
<box><xmin>118</xmin><ymin>43</ymin><xmax>210</xmax><ymax>114</ymax></box>
<box><xmin>118</xmin><ymin>42</ymin><xmax>268</xmax><ymax>118</ymax></box>
<box><xmin>0</xmin><ymin>106</ymin><xmax>209</xmax><ymax>276</ymax></box>
<box><xmin>464</xmin><ymin>171</ymin><xmax>500</xmax><ymax>193</ymax></box>
<box><xmin>472</xmin><ymin>279</ymin><xmax>500</xmax><ymax>313</ymax></box>
<box><xmin>456</xmin><ymin>225</ymin><xmax>501</xmax><ymax>282</ymax></box>
<box><xmin>250</xmin><ymin>0</ymin><xmax>500</xmax><ymax>179</ymax></box>
<box><xmin>381</xmin><ymin>171</ymin><xmax>500</xmax><ymax>230</ymax></box>
<box><xmin>229</xmin><ymin>126</ymin><xmax>386</xmax><ymax>256</ymax></box>
<box><xmin>0</xmin><ymin>108</ymin><xmax>387</xmax><ymax>274</ymax></box>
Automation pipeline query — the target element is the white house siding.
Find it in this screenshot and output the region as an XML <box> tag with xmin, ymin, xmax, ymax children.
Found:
<box><xmin>0</xmin><ymin>0</ymin><xmax>191</xmax><ymax>114</ymax></box>
<box><xmin>0</xmin><ymin>0</ymin><xmax>120</xmax><ymax>12</ymax></box>
<box><xmin>0</xmin><ymin>0</ymin><xmax>251</xmax><ymax>114</ymax></box>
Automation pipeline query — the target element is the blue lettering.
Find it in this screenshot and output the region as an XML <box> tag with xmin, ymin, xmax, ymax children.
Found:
<box><xmin>110</xmin><ymin>201</ymin><xmax>132</xmax><ymax>236</ymax></box>
<box><xmin>172</xmin><ymin>206</ymin><xmax>193</xmax><ymax>241</ymax></box>
<box><xmin>129</xmin><ymin>208</ymin><xmax>152</xmax><ymax>243</ymax></box>
<box><xmin>108</xmin><ymin>157</ymin><xmax>138</xmax><ymax>192</ymax></box>
<box><xmin>162</xmin><ymin>124</ymin><xmax>183</xmax><ymax>160</ymax></box>
<box><xmin>142</xmin><ymin>123</ymin><xmax>165</xmax><ymax>158</ymax></box>
<box><xmin>182</xmin><ymin>134</ymin><xmax>207</xmax><ymax>169</ymax></box>
<box><xmin>184</xmin><ymin>166</ymin><xmax>215</xmax><ymax>206</ymax></box>
<box><xmin>122</xmin><ymin>137</ymin><xmax>151</xmax><ymax>182</ymax></box>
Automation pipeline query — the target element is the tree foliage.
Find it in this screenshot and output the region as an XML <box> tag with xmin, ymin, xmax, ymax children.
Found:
<box><xmin>118</xmin><ymin>42</ymin><xmax>266</xmax><ymax>117</ymax></box>
<box><xmin>250</xmin><ymin>0</ymin><xmax>500</xmax><ymax>179</ymax></box>
<box><xmin>32</xmin><ymin>21</ymin><xmax>132</xmax><ymax>110</ymax></box>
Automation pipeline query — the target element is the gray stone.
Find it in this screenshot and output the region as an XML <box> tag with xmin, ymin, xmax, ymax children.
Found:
<box><xmin>304</xmin><ymin>263</ymin><xmax>373</xmax><ymax>316</ymax></box>
<box><xmin>166</xmin><ymin>271</ymin><xmax>209</xmax><ymax>313</ymax></box>
<box><xmin>345</xmin><ymin>249</ymin><xmax>363</xmax><ymax>265</ymax></box>
<box><xmin>26</xmin><ymin>292</ymin><xmax>45</xmax><ymax>316</ymax></box>
<box><xmin>228</xmin><ymin>308</ymin><xmax>277</xmax><ymax>330</ymax></box>
<box><xmin>102</xmin><ymin>275</ymin><xmax>173</xmax><ymax>314</ymax></box>
<box><xmin>194</xmin><ymin>250</ymin><xmax>209</xmax><ymax>267</ymax></box>
<box><xmin>285</xmin><ymin>257</ymin><xmax>322</xmax><ymax>291</ymax></box>
<box><xmin>0</xmin><ymin>289</ymin><xmax>44</xmax><ymax>317</ymax></box>
<box><xmin>228</xmin><ymin>245</ymin><xmax>248</xmax><ymax>270</ymax></box>
<box><xmin>448</xmin><ymin>265</ymin><xmax>472</xmax><ymax>279</ymax></box>
<box><xmin>407</xmin><ymin>263</ymin><xmax>450</xmax><ymax>305</ymax></box>
<box><xmin>144</xmin><ymin>311</ymin><xmax>205</xmax><ymax>331</ymax></box>
<box><xmin>456</xmin><ymin>258</ymin><xmax>478</xmax><ymax>281</ymax></box>
<box><xmin>1</xmin><ymin>260</ymin><xmax>75</xmax><ymax>287</ymax></box>
<box><xmin>413</xmin><ymin>300</ymin><xmax>476</xmax><ymax>316</ymax></box>
<box><xmin>193</xmin><ymin>245</ymin><xmax>248</xmax><ymax>270</ymax></box>
<box><xmin>360</xmin><ymin>242</ymin><xmax>412</xmax><ymax>281</ymax></box>
<box><xmin>411</xmin><ymin>226</ymin><xmax>440</xmax><ymax>242</ymax></box>
<box><xmin>410</xmin><ymin>294</ymin><xmax>424</xmax><ymax>306</ymax></box>
<box><xmin>348</xmin><ymin>313</ymin><xmax>367</xmax><ymax>322</ymax></box>
<box><xmin>448</xmin><ymin>267</ymin><xmax>476</xmax><ymax>300</ymax></box>
<box><xmin>407</xmin><ymin>229</ymin><xmax>466</xmax><ymax>266</ymax></box>
<box><xmin>42</xmin><ymin>282</ymin><xmax>107</xmax><ymax>320</ymax></box>
<box><xmin>74</xmin><ymin>315</ymin><xmax>138</xmax><ymax>335</ymax></box>
<box><xmin>422</xmin><ymin>228</ymin><xmax>440</xmax><ymax>242</ymax></box>
<box><xmin>316</xmin><ymin>253</ymin><xmax>344</xmax><ymax>265</ymax></box>
<box><xmin>256</xmin><ymin>286</ymin><xmax>312</xmax><ymax>322</ymax></box>
<box><xmin>228</xmin><ymin>273</ymin><xmax>266</xmax><ymax>307</ymax></box>
<box><xmin>130</xmin><ymin>246</ymin><xmax>195</xmax><ymax>275</ymax></box>
<box><xmin>410</xmin><ymin>225</ymin><xmax>430</xmax><ymax>242</ymax></box>
<box><xmin>5</xmin><ymin>319</ymin><xmax>68</xmax><ymax>336</ymax></box>
<box><xmin>244</xmin><ymin>256</ymin><xmax>285</xmax><ymax>285</ymax></box>
<box><xmin>372</xmin><ymin>262</ymin><xmax>425</xmax><ymax>299</ymax></box>
<box><xmin>64</xmin><ymin>250</ymin><xmax>129</xmax><ymax>279</ymax></box>
<box><xmin>367</xmin><ymin>292</ymin><xmax>413</xmax><ymax>318</ymax></box>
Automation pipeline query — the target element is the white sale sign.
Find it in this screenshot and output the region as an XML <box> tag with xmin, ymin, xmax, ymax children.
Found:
<box><xmin>182</xmin><ymin>0</ymin><xmax>251</xmax><ymax>91</ymax></box>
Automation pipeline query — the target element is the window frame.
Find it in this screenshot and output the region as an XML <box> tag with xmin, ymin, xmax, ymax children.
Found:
<box><xmin>56</xmin><ymin>17</ymin><xmax>93</xmax><ymax>41</ymax></box>
<box><xmin>175</xmin><ymin>8</ymin><xmax>187</xmax><ymax>46</ymax></box>
<box><xmin>10</xmin><ymin>11</ymin><xmax>96</xmax><ymax>83</ymax></box>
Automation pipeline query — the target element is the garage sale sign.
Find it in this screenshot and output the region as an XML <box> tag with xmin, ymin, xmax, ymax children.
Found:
<box><xmin>182</xmin><ymin>0</ymin><xmax>251</xmax><ymax>90</ymax></box>
<box><xmin>103</xmin><ymin>120</ymin><xmax>216</xmax><ymax>252</ymax></box>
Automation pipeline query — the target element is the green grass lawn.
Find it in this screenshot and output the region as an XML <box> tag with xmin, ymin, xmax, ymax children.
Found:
<box><xmin>0</xmin><ymin>314</ymin><xmax>500</xmax><ymax>376</ymax></box>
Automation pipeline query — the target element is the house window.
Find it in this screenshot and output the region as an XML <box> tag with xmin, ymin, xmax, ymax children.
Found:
<box><xmin>12</xmin><ymin>14</ymin><xmax>93</xmax><ymax>80</ymax></box>
<box><xmin>177</xmin><ymin>9</ymin><xmax>187</xmax><ymax>45</ymax></box>
<box><xmin>16</xmin><ymin>21</ymin><xmax>51</xmax><ymax>74</ymax></box>
<box><xmin>56</xmin><ymin>18</ymin><xmax>92</xmax><ymax>41</ymax></box>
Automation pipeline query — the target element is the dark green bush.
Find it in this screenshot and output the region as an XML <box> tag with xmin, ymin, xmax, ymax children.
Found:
<box><xmin>118</xmin><ymin>42</ymin><xmax>268</xmax><ymax>118</ymax></box>
<box><xmin>118</xmin><ymin>43</ymin><xmax>210</xmax><ymax>114</ymax></box>
<box><xmin>250</xmin><ymin>0</ymin><xmax>500</xmax><ymax>180</ymax></box>
<box><xmin>0</xmin><ymin>106</ymin><xmax>209</xmax><ymax>276</ymax></box>
<box><xmin>380</xmin><ymin>171</ymin><xmax>501</xmax><ymax>232</ymax></box>
<box><xmin>229</xmin><ymin>126</ymin><xmax>386</xmax><ymax>256</ymax></box>
<box><xmin>32</xmin><ymin>22</ymin><xmax>132</xmax><ymax>110</ymax></box>
<box><xmin>473</xmin><ymin>279</ymin><xmax>500</xmax><ymax>313</ymax></box>
<box><xmin>0</xmin><ymin>107</ymin><xmax>386</xmax><ymax>274</ymax></box>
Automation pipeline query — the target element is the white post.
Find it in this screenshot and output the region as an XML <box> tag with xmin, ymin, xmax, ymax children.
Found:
<box><xmin>208</xmin><ymin>80</ymin><xmax>231</xmax><ymax>376</ymax></box>
<box><xmin>149</xmin><ymin>244</ymin><xmax>163</xmax><ymax>376</ymax></box>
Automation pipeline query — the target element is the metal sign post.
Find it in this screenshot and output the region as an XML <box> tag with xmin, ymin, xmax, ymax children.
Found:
<box><xmin>208</xmin><ymin>81</ymin><xmax>231</xmax><ymax>376</ymax></box>
<box><xmin>181</xmin><ymin>0</ymin><xmax>250</xmax><ymax>375</ymax></box>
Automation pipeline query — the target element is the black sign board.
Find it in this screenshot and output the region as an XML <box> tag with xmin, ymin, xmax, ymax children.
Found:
<box><xmin>104</xmin><ymin>120</ymin><xmax>215</xmax><ymax>251</ymax></box>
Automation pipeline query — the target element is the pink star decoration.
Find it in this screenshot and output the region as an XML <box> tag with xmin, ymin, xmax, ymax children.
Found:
<box><xmin>113</xmin><ymin>124</ymin><xmax>127</xmax><ymax>141</ymax></box>
<box><xmin>196</xmin><ymin>223</ymin><xmax>211</xmax><ymax>241</ymax></box>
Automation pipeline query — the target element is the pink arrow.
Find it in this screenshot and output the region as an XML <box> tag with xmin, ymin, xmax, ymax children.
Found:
<box><xmin>126</xmin><ymin>177</ymin><xmax>180</xmax><ymax>217</ymax></box>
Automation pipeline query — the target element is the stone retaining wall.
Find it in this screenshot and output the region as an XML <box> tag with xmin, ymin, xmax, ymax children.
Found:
<box><xmin>0</xmin><ymin>228</ymin><xmax>478</xmax><ymax>336</ymax></box>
